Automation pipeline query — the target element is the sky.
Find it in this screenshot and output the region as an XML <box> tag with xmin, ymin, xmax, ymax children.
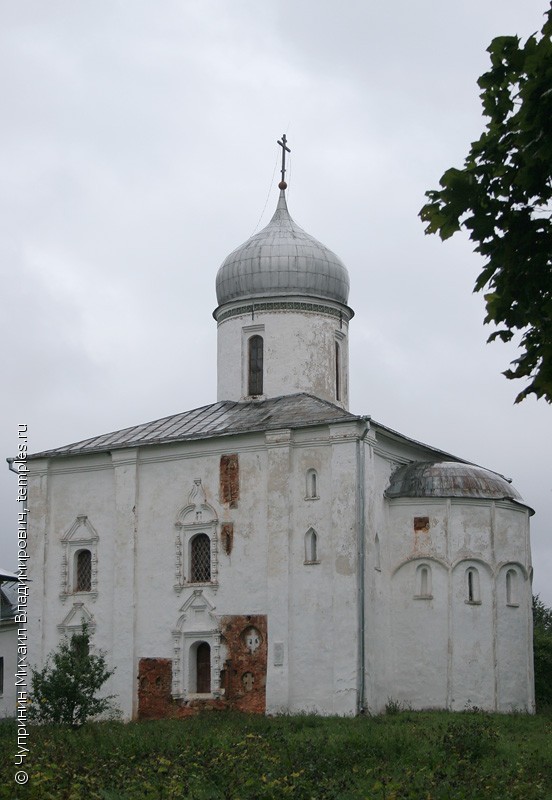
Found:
<box><xmin>1</xmin><ymin>0</ymin><xmax>551</xmax><ymax>605</ymax></box>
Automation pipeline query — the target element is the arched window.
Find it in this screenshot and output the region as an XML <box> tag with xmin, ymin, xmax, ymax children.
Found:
<box><xmin>306</xmin><ymin>468</ymin><xmax>318</xmax><ymax>499</ymax></box>
<box><xmin>415</xmin><ymin>563</ymin><xmax>431</xmax><ymax>598</ymax></box>
<box><xmin>335</xmin><ymin>341</ymin><xmax>341</xmax><ymax>401</ymax></box>
<box><xmin>196</xmin><ymin>642</ymin><xmax>211</xmax><ymax>693</ymax></box>
<box><xmin>304</xmin><ymin>528</ymin><xmax>318</xmax><ymax>563</ymax></box>
<box><xmin>74</xmin><ymin>549</ymin><xmax>92</xmax><ymax>592</ymax></box>
<box><xmin>466</xmin><ymin>567</ymin><xmax>480</xmax><ymax>603</ymax></box>
<box><xmin>248</xmin><ymin>335</ymin><xmax>263</xmax><ymax>396</ymax></box>
<box><xmin>506</xmin><ymin>569</ymin><xmax>518</xmax><ymax>605</ymax></box>
<box><xmin>190</xmin><ymin>534</ymin><xmax>211</xmax><ymax>583</ymax></box>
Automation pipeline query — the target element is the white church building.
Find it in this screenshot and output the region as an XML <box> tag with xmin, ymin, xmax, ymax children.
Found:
<box><xmin>26</xmin><ymin>143</ymin><xmax>535</xmax><ymax>719</ymax></box>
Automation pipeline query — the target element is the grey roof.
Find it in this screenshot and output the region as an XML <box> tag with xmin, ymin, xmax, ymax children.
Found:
<box><xmin>215</xmin><ymin>190</ymin><xmax>350</xmax><ymax>307</ymax></box>
<box><xmin>29</xmin><ymin>394</ymin><xmax>360</xmax><ymax>459</ymax></box>
<box><xmin>385</xmin><ymin>461</ymin><xmax>529</xmax><ymax>507</ymax></box>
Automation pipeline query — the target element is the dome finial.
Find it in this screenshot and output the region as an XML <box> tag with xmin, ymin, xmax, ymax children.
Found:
<box><xmin>277</xmin><ymin>134</ymin><xmax>290</xmax><ymax>190</ymax></box>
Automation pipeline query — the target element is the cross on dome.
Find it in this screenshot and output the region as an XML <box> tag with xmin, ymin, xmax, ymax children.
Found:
<box><xmin>277</xmin><ymin>134</ymin><xmax>290</xmax><ymax>189</ymax></box>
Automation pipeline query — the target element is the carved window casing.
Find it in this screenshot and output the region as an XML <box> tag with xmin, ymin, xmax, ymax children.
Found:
<box><xmin>171</xmin><ymin>590</ymin><xmax>222</xmax><ymax>700</ymax></box>
<box><xmin>60</xmin><ymin>516</ymin><xmax>99</xmax><ymax>601</ymax></box>
<box><xmin>174</xmin><ymin>480</ymin><xmax>218</xmax><ymax>594</ymax></box>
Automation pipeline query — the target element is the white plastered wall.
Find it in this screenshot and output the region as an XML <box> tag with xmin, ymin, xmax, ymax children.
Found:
<box><xmin>216</xmin><ymin>303</ymin><xmax>351</xmax><ymax>409</ymax></box>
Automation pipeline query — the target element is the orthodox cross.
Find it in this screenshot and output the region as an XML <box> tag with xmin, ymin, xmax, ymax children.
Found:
<box><xmin>277</xmin><ymin>134</ymin><xmax>291</xmax><ymax>188</ymax></box>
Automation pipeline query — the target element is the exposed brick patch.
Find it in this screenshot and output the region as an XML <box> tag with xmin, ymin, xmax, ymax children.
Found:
<box><xmin>220</xmin><ymin>614</ymin><xmax>267</xmax><ymax>714</ymax></box>
<box><xmin>221</xmin><ymin>523</ymin><xmax>234</xmax><ymax>555</ymax></box>
<box><xmin>220</xmin><ymin>454</ymin><xmax>239</xmax><ymax>508</ymax></box>
<box><xmin>414</xmin><ymin>516</ymin><xmax>430</xmax><ymax>532</ymax></box>
<box><xmin>137</xmin><ymin>658</ymin><xmax>176</xmax><ymax>720</ymax></box>
<box><xmin>137</xmin><ymin>613</ymin><xmax>267</xmax><ymax>720</ymax></box>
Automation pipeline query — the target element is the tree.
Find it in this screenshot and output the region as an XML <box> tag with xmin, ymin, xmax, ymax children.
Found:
<box><xmin>420</xmin><ymin>5</ymin><xmax>552</xmax><ymax>403</ymax></box>
<box><xmin>533</xmin><ymin>594</ymin><xmax>552</xmax><ymax>709</ymax></box>
<box><xmin>29</xmin><ymin>624</ymin><xmax>117</xmax><ymax>727</ymax></box>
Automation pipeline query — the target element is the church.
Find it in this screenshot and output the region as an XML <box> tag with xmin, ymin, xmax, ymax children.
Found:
<box><xmin>26</xmin><ymin>139</ymin><xmax>535</xmax><ymax>719</ymax></box>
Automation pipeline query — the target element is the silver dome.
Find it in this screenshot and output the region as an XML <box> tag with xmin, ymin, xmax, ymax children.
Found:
<box><xmin>216</xmin><ymin>191</ymin><xmax>350</xmax><ymax>306</ymax></box>
<box><xmin>385</xmin><ymin>461</ymin><xmax>525</xmax><ymax>503</ymax></box>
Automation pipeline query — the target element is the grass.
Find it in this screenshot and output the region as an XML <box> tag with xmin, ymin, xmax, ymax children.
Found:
<box><xmin>1</xmin><ymin>709</ymin><xmax>551</xmax><ymax>799</ymax></box>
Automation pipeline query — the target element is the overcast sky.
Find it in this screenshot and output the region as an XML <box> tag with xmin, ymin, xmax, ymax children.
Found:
<box><xmin>1</xmin><ymin>0</ymin><xmax>551</xmax><ymax>605</ymax></box>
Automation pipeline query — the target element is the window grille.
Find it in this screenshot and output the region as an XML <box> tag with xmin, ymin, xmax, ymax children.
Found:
<box><xmin>75</xmin><ymin>550</ymin><xmax>92</xmax><ymax>592</ymax></box>
<box><xmin>191</xmin><ymin>534</ymin><xmax>211</xmax><ymax>583</ymax></box>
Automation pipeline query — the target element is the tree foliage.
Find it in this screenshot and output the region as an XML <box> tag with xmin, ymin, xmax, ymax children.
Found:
<box><xmin>533</xmin><ymin>594</ymin><xmax>552</xmax><ymax>708</ymax></box>
<box><xmin>29</xmin><ymin>624</ymin><xmax>117</xmax><ymax>727</ymax></box>
<box><xmin>420</xmin><ymin>5</ymin><xmax>552</xmax><ymax>403</ymax></box>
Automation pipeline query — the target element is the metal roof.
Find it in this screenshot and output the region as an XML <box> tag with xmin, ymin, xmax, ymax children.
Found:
<box><xmin>215</xmin><ymin>190</ymin><xmax>350</xmax><ymax>307</ymax></box>
<box><xmin>29</xmin><ymin>393</ymin><xmax>360</xmax><ymax>459</ymax></box>
<box><xmin>385</xmin><ymin>461</ymin><xmax>529</xmax><ymax>507</ymax></box>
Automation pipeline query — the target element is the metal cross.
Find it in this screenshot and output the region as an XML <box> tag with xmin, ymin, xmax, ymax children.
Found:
<box><xmin>277</xmin><ymin>134</ymin><xmax>291</xmax><ymax>185</ymax></box>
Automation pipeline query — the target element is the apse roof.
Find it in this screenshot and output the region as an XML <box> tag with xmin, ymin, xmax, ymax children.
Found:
<box><xmin>28</xmin><ymin>394</ymin><xmax>360</xmax><ymax>459</ymax></box>
<box><xmin>215</xmin><ymin>190</ymin><xmax>350</xmax><ymax>307</ymax></box>
<box><xmin>385</xmin><ymin>461</ymin><xmax>530</xmax><ymax>509</ymax></box>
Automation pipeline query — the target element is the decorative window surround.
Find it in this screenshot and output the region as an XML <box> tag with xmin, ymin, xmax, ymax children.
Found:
<box><xmin>59</xmin><ymin>516</ymin><xmax>99</xmax><ymax>602</ymax></box>
<box><xmin>171</xmin><ymin>590</ymin><xmax>222</xmax><ymax>700</ymax></box>
<box><xmin>174</xmin><ymin>480</ymin><xmax>219</xmax><ymax>594</ymax></box>
<box><xmin>57</xmin><ymin>601</ymin><xmax>96</xmax><ymax>635</ymax></box>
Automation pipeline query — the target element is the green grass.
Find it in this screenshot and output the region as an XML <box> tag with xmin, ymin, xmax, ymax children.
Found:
<box><xmin>1</xmin><ymin>709</ymin><xmax>551</xmax><ymax>799</ymax></box>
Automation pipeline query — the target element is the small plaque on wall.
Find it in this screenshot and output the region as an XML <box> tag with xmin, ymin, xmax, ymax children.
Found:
<box><xmin>273</xmin><ymin>642</ymin><xmax>284</xmax><ymax>666</ymax></box>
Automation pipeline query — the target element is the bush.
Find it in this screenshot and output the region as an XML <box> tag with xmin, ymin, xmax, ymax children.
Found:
<box><xmin>29</xmin><ymin>624</ymin><xmax>117</xmax><ymax>727</ymax></box>
<box><xmin>533</xmin><ymin>595</ymin><xmax>552</xmax><ymax>709</ymax></box>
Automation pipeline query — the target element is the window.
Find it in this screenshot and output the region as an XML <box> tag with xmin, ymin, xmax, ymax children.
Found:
<box><xmin>415</xmin><ymin>563</ymin><xmax>432</xmax><ymax>598</ymax></box>
<box><xmin>248</xmin><ymin>335</ymin><xmax>263</xmax><ymax>396</ymax></box>
<box><xmin>196</xmin><ymin>642</ymin><xmax>211</xmax><ymax>693</ymax></box>
<box><xmin>304</xmin><ymin>528</ymin><xmax>318</xmax><ymax>564</ymax></box>
<box><xmin>466</xmin><ymin>567</ymin><xmax>480</xmax><ymax>604</ymax></box>
<box><xmin>75</xmin><ymin>549</ymin><xmax>92</xmax><ymax>592</ymax></box>
<box><xmin>335</xmin><ymin>341</ymin><xmax>341</xmax><ymax>401</ymax></box>
<box><xmin>190</xmin><ymin>534</ymin><xmax>211</xmax><ymax>583</ymax></box>
<box><xmin>0</xmin><ymin>657</ymin><xmax>3</xmax><ymax>695</ymax></box>
<box><xmin>374</xmin><ymin>533</ymin><xmax>381</xmax><ymax>571</ymax></box>
<box><xmin>506</xmin><ymin>569</ymin><xmax>518</xmax><ymax>606</ymax></box>
<box><xmin>305</xmin><ymin>468</ymin><xmax>318</xmax><ymax>499</ymax></box>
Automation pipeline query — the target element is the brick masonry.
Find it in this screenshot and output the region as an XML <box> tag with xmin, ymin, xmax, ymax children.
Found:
<box><xmin>137</xmin><ymin>614</ymin><xmax>267</xmax><ymax>719</ymax></box>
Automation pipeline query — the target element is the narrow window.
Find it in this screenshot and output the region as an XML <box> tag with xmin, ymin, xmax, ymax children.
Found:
<box><xmin>190</xmin><ymin>534</ymin><xmax>211</xmax><ymax>583</ymax></box>
<box><xmin>306</xmin><ymin>469</ymin><xmax>318</xmax><ymax>499</ymax></box>
<box><xmin>466</xmin><ymin>567</ymin><xmax>480</xmax><ymax>603</ymax></box>
<box><xmin>248</xmin><ymin>335</ymin><xmax>263</xmax><ymax>396</ymax></box>
<box><xmin>75</xmin><ymin>549</ymin><xmax>92</xmax><ymax>592</ymax></box>
<box><xmin>305</xmin><ymin>529</ymin><xmax>318</xmax><ymax>563</ymax></box>
<box><xmin>374</xmin><ymin>533</ymin><xmax>381</xmax><ymax>571</ymax></box>
<box><xmin>196</xmin><ymin>642</ymin><xmax>211</xmax><ymax>693</ymax></box>
<box><xmin>335</xmin><ymin>342</ymin><xmax>341</xmax><ymax>401</ymax></box>
<box><xmin>0</xmin><ymin>657</ymin><xmax>3</xmax><ymax>695</ymax></box>
<box><xmin>506</xmin><ymin>569</ymin><xmax>518</xmax><ymax>605</ymax></box>
<box><xmin>415</xmin><ymin>563</ymin><xmax>431</xmax><ymax>597</ymax></box>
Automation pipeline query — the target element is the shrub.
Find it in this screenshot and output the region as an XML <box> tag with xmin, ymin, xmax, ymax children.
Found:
<box><xmin>533</xmin><ymin>595</ymin><xmax>552</xmax><ymax>709</ymax></box>
<box><xmin>29</xmin><ymin>624</ymin><xmax>117</xmax><ymax>727</ymax></box>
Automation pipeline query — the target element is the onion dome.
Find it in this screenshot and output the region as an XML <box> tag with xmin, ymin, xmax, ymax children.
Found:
<box><xmin>385</xmin><ymin>461</ymin><xmax>527</xmax><ymax>504</ymax></box>
<box><xmin>215</xmin><ymin>190</ymin><xmax>350</xmax><ymax>307</ymax></box>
